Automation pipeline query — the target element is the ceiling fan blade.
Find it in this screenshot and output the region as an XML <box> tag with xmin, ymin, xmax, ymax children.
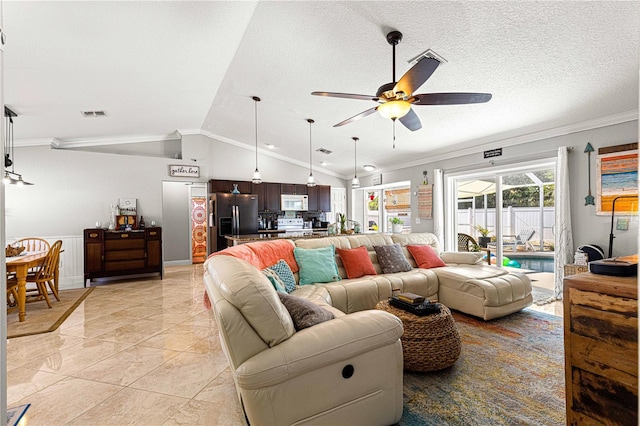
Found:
<box><xmin>333</xmin><ymin>107</ymin><xmax>378</xmax><ymax>127</ymax></box>
<box><xmin>312</xmin><ymin>91</ymin><xmax>379</xmax><ymax>102</ymax></box>
<box><xmin>412</xmin><ymin>92</ymin><xmax>492</xmax><ymax>105</ymax></box>
<box><xmin>399</xmin><ymin>108</ymin><xmax>422</xmax><ymax>131</ymax></box>
<box><xmin>394</xmin><ymin>58</ymin><xmax>440</xmax><ymax>96</ymax></box>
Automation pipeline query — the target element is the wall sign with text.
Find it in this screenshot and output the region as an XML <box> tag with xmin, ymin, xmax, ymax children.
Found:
<box><xmin>169</xmin><ymin>165</ymin><xmax>200</xmax><ymax>178</ymax></box>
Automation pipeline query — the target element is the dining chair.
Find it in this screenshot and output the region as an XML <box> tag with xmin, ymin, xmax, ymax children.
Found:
<box><xmin>6</xmin><ymin>277</ymin><xmax>19</xmax><ymax>313</ymax></box>
<box><xmin>16</xmin><ymin>237</ymin><xmax>50</xmax><ymax>253</ymax></box>
<box><xmin>23</xmin><ymin>240</ymin><xmax>63</xmax><ymax>307</ymax></box>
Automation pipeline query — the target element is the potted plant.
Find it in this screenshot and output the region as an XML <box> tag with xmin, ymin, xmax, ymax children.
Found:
<box><xmin>390</xmin><ymin>217</ymin><xmax>404</xmax><ymax>234</ymax></box>
<box><xmin>474</xmin><ymin>225</ymin><xmax>492</xmax><ymax>248</ymax></box>
<box><xmin>337</xmin><ymin>213</ymin><xmax>347</xmax><ymax>234</ymax></box>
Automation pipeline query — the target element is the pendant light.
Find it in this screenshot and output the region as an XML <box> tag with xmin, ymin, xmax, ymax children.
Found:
<box><xmin>351</xmin><ymin>137</ymin><xmax>360</xmax><ymax>189</ymax></box>
<box><xmin>306</xmin><ymin>118</ymin><xmax>316</xmax><ymax>187</ymax></box>
<box><xmin>251</xmin><ymin>96</ymin><xmax>262</xmax><ymax>184</ymax></box>
<box><xmin>3</xmin><ymin>107</ymin><xmax>33</xmax><ymax>186</ymax></box>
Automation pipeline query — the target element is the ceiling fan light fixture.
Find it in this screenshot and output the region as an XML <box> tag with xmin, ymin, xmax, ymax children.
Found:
<box><xmin>378</xmin><ymin>100</ymin><xmax>411</xmax><ymax>119</ymax></box>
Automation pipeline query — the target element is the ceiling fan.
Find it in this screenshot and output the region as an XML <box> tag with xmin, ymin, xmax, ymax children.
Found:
<box><xmin>312</xmin><ymin>31</ymin><xmax>492</xmax><ymax>131</ymax></box>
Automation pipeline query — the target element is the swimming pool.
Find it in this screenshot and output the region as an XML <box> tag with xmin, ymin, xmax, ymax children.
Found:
<box><xmin>509</xmin><ymin>255</ymin><xmax>555</xmax><ymax>273</ymax></box>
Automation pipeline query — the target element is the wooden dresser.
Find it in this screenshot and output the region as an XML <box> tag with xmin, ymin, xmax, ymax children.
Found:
<box><xmin>84</xmin><ymin>227</ymin><xmax>163</xmax><ymax>286</ymax></box>
<box><xmin>563</xmin><ymin>272</ymin><xmax>638</xmax><ymax>426</ymax></box>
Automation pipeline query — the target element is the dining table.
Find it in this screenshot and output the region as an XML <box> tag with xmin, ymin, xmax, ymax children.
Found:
<box><xmin>6</xmin><ymin>251</ymin><xmax>48</xmax><ymax>322</ymax></box>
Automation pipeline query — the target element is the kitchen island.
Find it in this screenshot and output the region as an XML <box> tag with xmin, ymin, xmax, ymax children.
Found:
<box><xmin>225</xmin><ymin>230</ymin><xmax>329</xmax><ymax>246</ymax></box>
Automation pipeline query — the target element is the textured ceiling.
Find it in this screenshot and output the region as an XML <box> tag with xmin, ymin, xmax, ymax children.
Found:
<box><xmin>4</xmin><ymin>1</ymin><xmax>639</xmax><ymax>178</ymax></box>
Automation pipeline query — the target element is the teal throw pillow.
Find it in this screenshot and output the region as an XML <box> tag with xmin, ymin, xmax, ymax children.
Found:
<box><xmin>293</xmin><ymin>246</ymin><xmax>341</xmax><ymax>285</ymax></box>
<box><xmin>266</xmin><ymin>259</ymin><xmax>297</xmax><ymax>293</ymax></box>
<box><xmin>262</xmin><ymin>268</ymin><xmax>287</xmax><ymax>293</ymax></box>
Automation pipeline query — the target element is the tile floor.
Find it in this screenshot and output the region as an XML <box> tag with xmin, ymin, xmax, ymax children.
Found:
<box><xmin>7</xmin><ymin>264</ymin><xmax>563</xmax><ymax>425</ymax></box>
<box><xmin>7</xmin><ymin>264</ymin><xmax>245</xmax><ymax>425</ymax></box>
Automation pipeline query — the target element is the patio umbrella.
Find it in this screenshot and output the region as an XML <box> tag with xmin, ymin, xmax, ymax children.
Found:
<box><xmin>457</xmin><ymin>180</ymin><xmax>513</xmax><ymax>199</ymax></box>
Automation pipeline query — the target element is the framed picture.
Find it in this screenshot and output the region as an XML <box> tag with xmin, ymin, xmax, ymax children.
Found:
<box><xmin>596</xmin><ymin>143</ymin><xmax>638</xmax><ymax>216</ymax></box>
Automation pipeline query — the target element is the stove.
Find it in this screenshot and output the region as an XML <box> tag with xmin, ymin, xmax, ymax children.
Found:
<box><xmin>277</xmin><ymin>218</ymin><xmax>305</xmax><ymax>233</ymax></box>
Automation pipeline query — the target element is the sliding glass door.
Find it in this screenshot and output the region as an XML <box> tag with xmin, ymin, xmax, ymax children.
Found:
<box><xmin>447</xmin><ymin>161</ymin><xmax>555</xmax><ymax>271</ymax></box>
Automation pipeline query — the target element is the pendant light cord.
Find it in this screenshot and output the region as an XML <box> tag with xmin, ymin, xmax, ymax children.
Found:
<box><xmin>254</xmin><ymin>98</ymin><xmax>258</xmax><ymax>168</ymax></box>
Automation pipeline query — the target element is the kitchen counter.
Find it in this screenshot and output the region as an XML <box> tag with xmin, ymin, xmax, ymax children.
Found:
<box><xmin>225</xmin><ymin>230</ymin><xmax>329</xmax><ymax>245</ymax></box>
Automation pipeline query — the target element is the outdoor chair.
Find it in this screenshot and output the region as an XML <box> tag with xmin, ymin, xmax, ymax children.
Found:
<box><xmin>503</xmin><ymin>228</ymin><xmax>535</xmax><ymax>252</ymax></box>
<box><xmin>458</xmin><ymin>233</ymin><xmax>478</xmax><ymax>252</ymax></box>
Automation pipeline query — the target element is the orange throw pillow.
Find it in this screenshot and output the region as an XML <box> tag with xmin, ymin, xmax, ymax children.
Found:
<box><xmin>336</xmin><ymin>246</ymin><xmax>377</xmax><ymax>279</ymax></box>
<box><xmin>407</xmin><ymin>245</ymin><xmax>446</xmax><ymax>269</ymax></box>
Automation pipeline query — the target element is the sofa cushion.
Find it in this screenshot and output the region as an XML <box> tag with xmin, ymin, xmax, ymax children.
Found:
<box><xmin>374</xmin><ymin>243</ymin><xmax>412</xmax><ymax>274</ymax></box>
<box><xmin>336</xmin><ymin>246</ymin><xmax>377</xmax><ymax>279</ymax></box>
<box><xmin>265</xmin><ymin>259</ymin><xmax>297</xmax><ymax>293</ymax></box>
<box><xmin>407</xmin><ymin>245</ymin><xmax>446</xmax><ymax>269</ymax></box>
<box><xmin>440</xmin><ymin>251</ymin><xmax>484</xmax><ymax>265</ymax></box>
<box><xmin>206</xmin><ymin>255</ymin><xmax>295</xmax><ymax>347</ymax></box>
<box><xmin>262</xmin><ymin>268</ymin><xmax>287</xmax><ymax>293</ymax></box>
<box><xmin>294</xmin><ymin>246</ymin><xmax>342</xmax><ymax>285</ymax></box>
<box><xmin>277</xmin><ymin>292</ymin><xmax>335</xmax><ymax>330</ymax></box>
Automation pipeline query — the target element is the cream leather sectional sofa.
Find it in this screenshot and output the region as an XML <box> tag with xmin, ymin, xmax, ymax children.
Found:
<box><xmin>203</xmin><ymin>232</ymin><xmax>532</xmax><ymax>425</ymax></box>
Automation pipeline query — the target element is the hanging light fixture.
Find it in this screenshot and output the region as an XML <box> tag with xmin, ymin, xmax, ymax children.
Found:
<box><xmin>4</xmin><ymin>107</ymin><xmax>33</xmax><ymax>186</ymax></box>
<box><xmin>251</xmin><ymin>96</ymin><xmax>262</xmax><ymax>184</ymax></box>
<box><xmin>351</xmin><ymin>137</ymin><xmax>360</xmax><ymax>189</ymax></box>
<box><xmin>306</xmin><ymin>118</ymin><xmax>316</xmax><ymax>187</ymax></box>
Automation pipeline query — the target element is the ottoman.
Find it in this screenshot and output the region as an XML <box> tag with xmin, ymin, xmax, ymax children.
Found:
<box><xmin>375</xmin><ymin>300</ymin><xmax>461</xmax><ymax>372</ymax></box>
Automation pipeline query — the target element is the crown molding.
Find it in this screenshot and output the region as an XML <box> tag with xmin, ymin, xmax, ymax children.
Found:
<box><xmin>359</xmin><ymin>109</ymin><xmax>639</xmax><ymax>178</ymax></box>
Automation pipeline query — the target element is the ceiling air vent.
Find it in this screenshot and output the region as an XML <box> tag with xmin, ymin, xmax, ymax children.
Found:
<box><xmin>81</xmin><ymin>110</ymin><xmax>107</xmax><ymax>118</ymax></box>
<box><xmin>316</xmin><ymin>148</ymin><xmax>332</xmax><ymax>155</ymax></box>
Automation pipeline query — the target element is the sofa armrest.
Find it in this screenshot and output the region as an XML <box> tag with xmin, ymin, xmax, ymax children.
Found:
<box><xmin>440</xmin><ymin>251</ymin><xmax>483</xmax><ymax>265</ymax></box>
<box><xmin>235</xmin><ymin>310</ymin><xmax>403</xmax><ymax>389</ymax></box>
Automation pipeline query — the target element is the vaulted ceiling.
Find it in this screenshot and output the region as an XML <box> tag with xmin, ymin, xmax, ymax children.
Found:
<box><xmin>4</xmin><ymin>1</ymin><xmax>639</xmax><ymax>178</ymax></box>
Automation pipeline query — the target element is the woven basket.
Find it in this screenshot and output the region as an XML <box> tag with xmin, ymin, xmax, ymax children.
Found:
<box><xmin>376</xmin><ymin>300</ymin><xmax>461</xmax><ymax>372</ymax></box>
<box><xmin>564</xmin><ymin>264</ymin><xmax>588</xmax><ymax>277</ymax></box>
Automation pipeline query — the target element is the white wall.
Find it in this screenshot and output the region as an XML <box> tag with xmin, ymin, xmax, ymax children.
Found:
<box><xmin>4</xmin><ymin>133</ymin><xmax>347</xmax><ymax>287</ymax></box>
<box><xmin>355</xmin><ymin>120</ymin><xmax>639</xmax><ymax>257</ymax></box>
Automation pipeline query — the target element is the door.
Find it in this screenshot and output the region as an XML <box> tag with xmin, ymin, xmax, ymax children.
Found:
<box><xmin>330</xmin><ymin>187</ymin><xmax>347</xmax><ymax>223</ymax></box>
<box><xmin>161</xmin><ymin>181</ymin><xmax>190</xmax><ymax>263</ymax></box>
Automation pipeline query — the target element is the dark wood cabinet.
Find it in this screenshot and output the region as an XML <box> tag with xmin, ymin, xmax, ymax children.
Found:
<box><xmin>209</xmin><ymin>180</ymin><xmax>252</xmax><ymax>194</ymax></box>
<box><xmin>265</xmin><ymin>182</ymin><xmax>281</xmax><ymax>211</ymax></box>
<box><xmin>563</xmin><ymin>272</ymin><xmax>637</xmax><ymax>426</ymax></box>
<box><xmin>252</xmin><ymin>182</ymin><xmax>281</xmax><ymax>212</ymax></box>
<box><xmin>83</xmin><ymin>227</ymin><xmax>163</xmax><ymax>286</ymax></box>
<box><xmin>318</xmin><ymin>185</ymin><xmax>331</xmax><ymax>211</ymax></box>
<box><xmin>281</xmin><ymin>183</ymin><xmax>307</xmax><ymax>195</ymax></box>
<box><xmin>307</xmin><ymin>185</ymin><xmax>331</xmax><ymax>212</ymax></box>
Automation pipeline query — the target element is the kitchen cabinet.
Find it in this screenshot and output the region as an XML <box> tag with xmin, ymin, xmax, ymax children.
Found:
<box><xmin>253</xmin><ymin>182</ymin><xmax>281</xmax><ymax>212</ymax></box>
<box><xmin>83</xmin><ymin>228</ymin><xmax>163</xmax><ymax>286</ymax></box>
<box><xmin>307</xmin><ymin>185</ymin><xmax>331</xmax><ymax>212</ymax></box>
<box><xmin>265</xmin><ymin>182</ymin><xmax>281</xmax><ymax>211</ymax></box>
<box><xmin>563</xmin><ymin>272</ymin><xmax>637</xmax><ymax>426</ymax></box>
<box><xmin>209</xmin><ymin>179</ymin><xmax>252</xmax><ymax>194</ymax></box>
<box><xmin>281</xmin><ymin>184</ymin><xmax>307</xmax><ymax>195</ymax></box>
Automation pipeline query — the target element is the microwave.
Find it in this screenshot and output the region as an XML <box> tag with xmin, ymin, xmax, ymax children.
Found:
<box><xmin>281</xmin><ymin>194</ymin><xmax>308</xmax><ymax>211</ymax></box>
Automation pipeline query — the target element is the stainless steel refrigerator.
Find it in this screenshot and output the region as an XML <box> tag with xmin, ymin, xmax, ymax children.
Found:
<box><xmin>208</xmin><ymin>193</ymin><xmax>259</xmax><ymax>253</ymax></box>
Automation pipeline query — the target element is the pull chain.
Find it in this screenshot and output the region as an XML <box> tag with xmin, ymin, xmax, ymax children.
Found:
<box><xmin>392</xmin><ymin>118</ymin><xmax>396</xmax><ymax>149</ymax></box>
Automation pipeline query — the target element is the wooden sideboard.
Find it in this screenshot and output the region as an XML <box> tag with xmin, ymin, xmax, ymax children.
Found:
<box><xmin>84</xmin><ymin>227</ymin><xmax>163</xmax><ymax>286</ymax></box>
<box><xmin>563</xmin><ymin>272</ymin><xmax>637</xmax><ymax>426</ymax></box>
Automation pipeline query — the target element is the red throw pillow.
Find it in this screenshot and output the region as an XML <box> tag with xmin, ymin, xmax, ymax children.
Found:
<box><xmin>336</xmin><ymin>246</ymin><xmax>377</xmax><ymax>279</ymax></box>
<box><xmin>407</xmin><ymin>245</ymin><xmax>446</xmax><ymax>269</ymax></box>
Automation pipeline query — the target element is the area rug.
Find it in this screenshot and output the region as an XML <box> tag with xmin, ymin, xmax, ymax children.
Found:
<box><xmin>531</xmin><ymin>285</ymin><xmax>557</xmax><ymax>305</ymax></box>
<box><xmin>7</xmin><ymin>287</ymin><xmax>94</xmax><ymax>338</ymax></box>
<box><xmin>400</xmin><ymin>308</ymin><xmax>565</xmax><ymax>425</ymax></box>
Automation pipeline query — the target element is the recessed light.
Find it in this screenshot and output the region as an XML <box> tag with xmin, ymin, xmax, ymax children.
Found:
<box><xmin>363</xmin><ymin>164</ymin><xmax>376</xmax><ymax>171</ymax></box>
<box><xmin>320</xmin><ymin>161</ymin><xmax>327</xmax><ymax>167</ymax></box>
<box><xmin>265</xmin><ymin>144</ymin><xmax>275</xmax><ymax>149</ymax></box>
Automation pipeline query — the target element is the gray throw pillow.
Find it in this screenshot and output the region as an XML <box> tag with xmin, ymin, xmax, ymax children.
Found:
<box><xmin>277</xmin><ymin>293</ymin><xmax>334</xmax><ymax>331</ymax></box>
<box><xmin>374</xmin><ymin>243</ymin><xmax>413</xmax><ymax>274</ymax></box>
